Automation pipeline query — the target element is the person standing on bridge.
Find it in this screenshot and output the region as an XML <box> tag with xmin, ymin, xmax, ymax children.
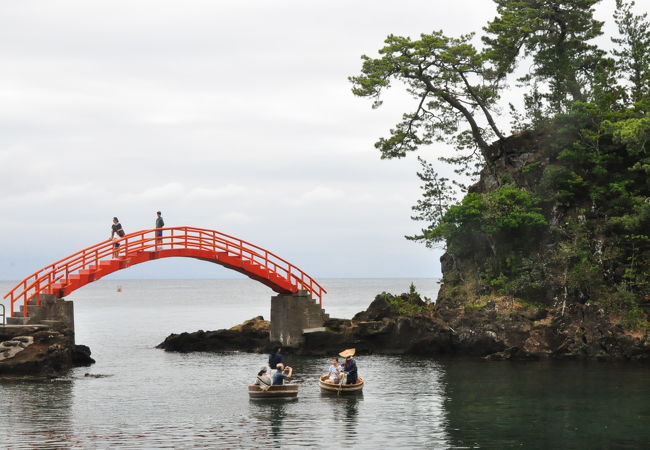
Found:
<box><xmin>111</xmin><ymin>217</ymin><xmax>126</xmax><ymax>258</ymax></box>
<box><xmin>155</xmin><ymin>211</ymin><xmax>165</xmax><ymax>250</ymax></box>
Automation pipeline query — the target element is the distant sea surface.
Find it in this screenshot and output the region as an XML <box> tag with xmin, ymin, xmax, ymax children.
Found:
<box><xmin>1</xmin><ymin>278</ymin><xmax>648</xmax><ymax>449</ymax></box>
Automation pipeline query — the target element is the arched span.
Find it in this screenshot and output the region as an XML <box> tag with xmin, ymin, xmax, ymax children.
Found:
<box><xmin>4</xmin><ymin>226</ymin><xmax>326</xmax><ymax>318</ymax></box>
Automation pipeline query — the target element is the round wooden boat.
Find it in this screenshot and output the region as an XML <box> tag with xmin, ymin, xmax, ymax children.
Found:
<box><xmin>319</xmin><ymin>374</ymin><xmax>364</xmax><ymax>394</ymax></box>
<box><xmin>248</xmin><ymin>383</ymin><xmax>299</xmax><ymax>399</ymax></box>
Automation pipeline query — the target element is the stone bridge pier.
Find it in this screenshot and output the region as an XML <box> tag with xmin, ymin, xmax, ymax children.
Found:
<box><xmin>270</xmin><ymin>291</ymin><xmax>328</xmax><ymax>347</ymax></box>
<box><xmin>6</xmin><ymin>295</ymin><xmax>75</xmax><ymax>337</ymax></box>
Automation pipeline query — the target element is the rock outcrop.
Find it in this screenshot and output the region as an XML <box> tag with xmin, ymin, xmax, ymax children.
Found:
<box><xmin>157</xmin><ymin>291</ymin><xmax>650</xmax><ymax>361</ymax></box>
<box><xmin>0</xmin><ymin>326</ymin><xmax>95</xmax><ymax>376</ymax></box>
<box><xmin>0</xmin><ymin>336</ymin><xmax>34</xmax><ymax>361</ymax></box>
<box><xmin>437</xmin><ymin>298</ymin><xmax>650</xmax><ymax>361</ymax></box>
<box><xmin>156</xmin><ymin>316</ymin><xmax>271</xmax><ymax>353</ymax></box>
<box><xmin>0</xmin><ymin>296</ymin><xmax>95</xmax><ymax>376</ymax></box>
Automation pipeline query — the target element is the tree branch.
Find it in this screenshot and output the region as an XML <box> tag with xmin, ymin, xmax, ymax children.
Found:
<box><xmin>418</xmin><ymin>75</ymin><xmax>491</xmax><ymax>159</ymax></box>
<box><xmin>394</xmin><ymin>91</ymin><xmax>430</xmax><ymax>156</ymax></box>
<box><xmin>456</xmin><ymin>68</ymin><xmax>506</xmax><ymax>141</ymax></box>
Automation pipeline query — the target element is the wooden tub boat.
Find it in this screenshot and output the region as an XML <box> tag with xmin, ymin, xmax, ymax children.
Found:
<box><xmin>319</xmin><ymin>374</ymin><xmax>364</xmax><ymax>394</ymax></box>
<box><xmin>248</xmin><ymin>383</ymin><xmax>299</xmax><ymax>399</ymax></box>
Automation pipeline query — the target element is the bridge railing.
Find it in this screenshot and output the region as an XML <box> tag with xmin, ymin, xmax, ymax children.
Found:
<box><xmin>3</xmin><ymin>226</ymin><xmax>326</xmax><ymax>317</ymax></box>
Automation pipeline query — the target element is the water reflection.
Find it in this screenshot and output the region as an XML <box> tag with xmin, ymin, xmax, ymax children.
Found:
<box><xmin>326</xmin><ymin>395</ymin><xmax>361</xmax><ymax>439</ymax></box>
<box><xmin>248</xmin><ymin>398</ymin><xmax>296</xmax><ymax>444</ymax></box>
<box><xmin>269</xmin><ymin>402</ymin><xmax>284</xmax><ymax>440</ymax></box>
<box><xmin>0</xmin><ymin>377</ymin><xmax>74</xmax><ymax>448</ymax></box>
<box><xmin>439</xmin><ymin>359</ymin><xmax>650</xmax><ymax>449</ymax></box>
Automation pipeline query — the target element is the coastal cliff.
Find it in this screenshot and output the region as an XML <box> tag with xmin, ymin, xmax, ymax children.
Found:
<box><xmin>427</xmin><ymin>123</ymin><xmax>650</xmax><ymax>360</ymax></box>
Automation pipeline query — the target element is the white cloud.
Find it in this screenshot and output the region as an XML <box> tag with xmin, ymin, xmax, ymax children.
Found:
<box><xmin>121</xmin><ymin>183</ymin><xmax>186</xmax><ymax>202</ymax></box>
<box><xmin>0</xmin><ymin>0</ymin><xmax>628</xmax><ymax>284</ymax></box>
<box><xmin>188</xmin><ymin>185</ymin><xmax>252</xmax><ymax>201</ymax></box>
<box><xmin>218</xmin><ymin>211</ymin><xmax>254</xmax><ymax>225</ymax></box>
<box><xmin>297</xmin><ymin>186</ymin><xmax>345</xmax><ymax>204</ymax></box>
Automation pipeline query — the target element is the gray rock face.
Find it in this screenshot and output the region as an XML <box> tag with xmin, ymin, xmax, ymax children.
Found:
<box><xmin>0</xmin><ymin>336</ymin><xmax>34</xmax><ymax>361</ymax></box>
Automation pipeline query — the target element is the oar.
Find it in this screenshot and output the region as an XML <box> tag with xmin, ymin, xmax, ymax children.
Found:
<box><xmin>337</xmin><ymin>371</ymin><xmax>346</xmax><ymax>395</ymax></box>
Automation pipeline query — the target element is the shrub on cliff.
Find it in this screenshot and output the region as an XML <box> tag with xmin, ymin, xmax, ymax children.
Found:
<box><xmin>353</xmin><ymin>284</ymin><xmax>432</xmax><ymax>321</ymax></box>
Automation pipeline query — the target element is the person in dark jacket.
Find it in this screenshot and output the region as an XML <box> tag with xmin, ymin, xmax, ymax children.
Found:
<box><xmin>111</xmin><ymin>217</ymin><xmax>126</xmax><ymax>258</ymax></box>
<box><xmin>268</xmin><ymin>346</ymin><xmax>284</xmax><ymax>371</ymax></box>
<box><xmin>339</xmin><ymin>348</ymin><xmax>358</xmax><ymax>384</ymax></box>
<box><xmin>155</xmin><ymin>211</ymin><xmax>165</xmax><ymax>250</ymax></box>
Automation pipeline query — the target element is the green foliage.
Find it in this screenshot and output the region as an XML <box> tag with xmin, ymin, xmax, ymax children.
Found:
<box><xmin>407</xmin><ymin>157</ymin><xmax>458</xmax><ymax>248</ymax></box>
<box><xmin>349</xmin><ymin>31</ymin><xmax>504</xmax><ymax>163</ymax></box>
<box><xmin>563</xmin><ymin>250</ymin><xmax>603</xmax><ymax>301</ymax></box>
<box><xmin>602</xmin><ymin>116</ymin><xmax>650</xmax><ymax>154</ymax></box>
<box><xmin>521</xmin><ymin>161</ymin><xmax>541</xmax><ymax>174</ymax></box>
<box><xmin>384</xmin><ymin>289</ymin><xmax>431</xmax><ymax>316</ymax></box>
<box><xmin>483</xmin><ymin>0</ymin><xmax>604</xmax><ymax>111</ymax></box>
<box><xmin>482</xmin><ymin>258</ymin><xmax>550</xmax><ymax>303</ymax></box>
<box><xmin>421</xmin><ymin>186</ymin><xmax>548</xmax><ymax>289</ymax></box>
<box><xmin>601</xmin><ymin>285</ymin><xmax>648</xmax><ymax>331</ymax></box>
<box><xmin>464</xmin><ymin>296</ymin><xmax>489</xmax><ymax>311</ymax></box>
<box><xmin>539</xmin><ymin>165</ymin><xmax>587</xmax><ymax>203</ymax></box>
<box><xmin>482</xmin><ymin>185</ymin><xmax>548</xmax><ymax>232</ymax></box>
<box><xmin>612</xmin><ymin>0</ymin><xmax>650</xmax><ymax>103</ymax></box>
<box><xmin>435</xmin><ymin>185</ymin><xmax>547</xmax><ymax>243</ymax></box>
<box><xmin>351</xmin><ymin>0</ymin><xmax>649</xmax><ymax>160</ymax></box>
<box><xmin>352</xmin><ymin>0</ymin><xmax>650</xmax><ymax>325</ymax></box>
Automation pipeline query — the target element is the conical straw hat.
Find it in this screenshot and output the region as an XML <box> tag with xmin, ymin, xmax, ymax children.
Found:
<box><xmin>339</xmin><ymin>348</ymin><xmax>356</xmax><ymax>358</ymax></box>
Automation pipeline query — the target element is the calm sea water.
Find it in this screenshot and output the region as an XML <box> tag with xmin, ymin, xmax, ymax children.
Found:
<box><xmin>0</xmin><ymin>278</ymin><xmax>648</xmax><ymax>449</ymax></box>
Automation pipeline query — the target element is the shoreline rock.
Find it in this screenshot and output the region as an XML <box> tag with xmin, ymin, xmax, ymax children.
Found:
<box><xmin>156</xmin><ymin>316</ymin><xmax>272</xmax><ymax>353</ymax></box>
<box><xmin>0</xmin><ymin>326</ymin><xmax>95</xmax><ymax>377</ymax></box>
<box><xmin>157</xmin><ymin>292</ymin><xmax>650</xmax><ymax>362</ymax></box>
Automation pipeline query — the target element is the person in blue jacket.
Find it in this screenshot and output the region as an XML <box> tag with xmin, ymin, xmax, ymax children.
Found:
<box><xmin>272</xmin><ymin>363</ymin><xmax>293</xmax><ymax>385</ymax></box>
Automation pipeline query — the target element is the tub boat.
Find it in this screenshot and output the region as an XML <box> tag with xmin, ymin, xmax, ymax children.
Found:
<box><xmin>319</xmin><ymin>374</ymin><xmax>364</xmax><ymax>394</ymax></box>
<box><xmin>248</xmin><ymin>383</ymin><xmax>299</xmax><ymax>399</ymax></box>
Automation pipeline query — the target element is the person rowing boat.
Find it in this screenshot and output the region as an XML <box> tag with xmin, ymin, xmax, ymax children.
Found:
<box><xmin>339</xmin><ymin>348</ymin><xmax>358</xmax><ymax>385</ymax></box>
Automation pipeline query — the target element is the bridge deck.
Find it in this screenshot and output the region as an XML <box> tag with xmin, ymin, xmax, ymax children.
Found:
<box><xmin>3</xmin><ymin>226</ymin><xmax>326</xmax><ymax>317</ymax></box>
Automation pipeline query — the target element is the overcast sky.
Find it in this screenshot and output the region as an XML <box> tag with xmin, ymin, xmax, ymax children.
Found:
<box><xmin>0</xmin><ymin>0</ymin><xmax>640</xmax><ymax>283</ymax></box>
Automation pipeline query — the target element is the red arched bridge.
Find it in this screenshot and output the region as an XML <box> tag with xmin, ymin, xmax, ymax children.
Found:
<box><xmin>4</xmin><ymin>226</ymin><xmax>326</xmax><ymax>318</ymax></box>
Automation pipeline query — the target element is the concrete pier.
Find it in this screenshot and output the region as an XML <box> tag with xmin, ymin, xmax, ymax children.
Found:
<box><xmin>270</xmin><ymin>291</ymin><xmax>328</xmax><ymax>347</ymax></box>
<box><xmin>6</xmin><ymin>295</ymin><xmax>75</xmax><ymax>342</ymax></box>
